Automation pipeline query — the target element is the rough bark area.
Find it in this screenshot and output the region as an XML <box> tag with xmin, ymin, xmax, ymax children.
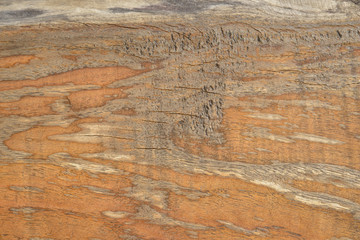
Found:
<box><xmin>1</xmin><ymin>1</ymin><xmax>360</xmax><ymax>239</ymax></box>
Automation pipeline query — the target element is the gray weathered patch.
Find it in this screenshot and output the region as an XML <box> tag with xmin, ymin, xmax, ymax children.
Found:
<box><xmin>110</xmin><ymin>0</ymin><xmax>237</xmax><ymax>14</ymax></box>
<box><xmin>0</xmin><ymin>9</ymin><xmax>44</xmax><ymax>21</ymax></box>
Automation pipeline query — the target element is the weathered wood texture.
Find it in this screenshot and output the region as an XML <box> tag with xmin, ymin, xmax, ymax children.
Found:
<box><xmin>1</xmin><ymin>1</ymin><xmax>360</xmax><ymax>239</ymax></box>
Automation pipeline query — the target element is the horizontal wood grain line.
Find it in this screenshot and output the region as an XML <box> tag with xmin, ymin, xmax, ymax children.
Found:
<box><xmin>0</xmin><ymin>10</ymin><xmax>359</xmax><ymax>239</ymax></box>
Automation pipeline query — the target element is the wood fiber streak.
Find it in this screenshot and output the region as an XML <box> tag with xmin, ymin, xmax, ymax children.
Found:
<box><xmin>1</xmin><ymin>7</ymin><xmax>360</xmax><ymax>240</ymax></box>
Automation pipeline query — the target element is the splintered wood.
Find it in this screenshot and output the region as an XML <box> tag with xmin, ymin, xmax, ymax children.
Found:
<box><xmin>1</xmin><ymin>1</ymin><xmax>360</xmax><ymax>239</ymax></box>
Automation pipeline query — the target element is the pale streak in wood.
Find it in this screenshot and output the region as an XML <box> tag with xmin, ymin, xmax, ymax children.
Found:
<box><xmin>0</xmin><ymin>1</ymin><xmax>360</xmax><ymax>239</ymax></box>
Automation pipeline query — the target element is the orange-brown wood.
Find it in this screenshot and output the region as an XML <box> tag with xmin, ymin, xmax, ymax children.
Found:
<box><xmin>1</xmin><ymin>6</ymin><xmax>360</xmax><ymax>239</ymax></box>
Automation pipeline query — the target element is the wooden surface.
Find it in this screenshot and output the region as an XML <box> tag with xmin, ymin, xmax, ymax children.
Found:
<box><xmin>1</xmin><ymin>1</ymin><xmax>360</xmax><ymax>239</ymax></box>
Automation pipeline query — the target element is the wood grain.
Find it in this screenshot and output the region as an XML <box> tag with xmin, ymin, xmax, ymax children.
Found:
<box><xmin>1</xmin><ymin>1</ymin><xmax>360</xmax><ymax>239</ymax></box>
